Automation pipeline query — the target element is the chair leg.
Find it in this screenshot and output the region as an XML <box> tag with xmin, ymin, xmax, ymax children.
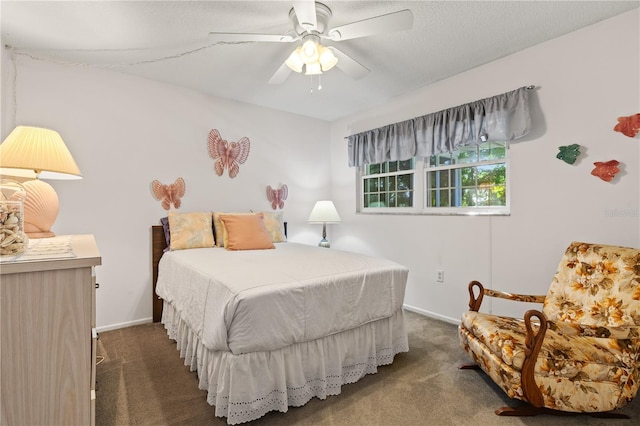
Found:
<box><xmin>458</xmin><ymin>363</ymin><xmax>481</xmax><ymax>370</ymax></box>
<box><xmin>496</xmin><ymin>405</ymin><xmax>629</xmax><ymax>419</ymax></box>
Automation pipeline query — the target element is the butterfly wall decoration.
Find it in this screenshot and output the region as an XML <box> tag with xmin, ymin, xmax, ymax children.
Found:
<box><xmin>151</xmin><ymin>177</ymin><xmax>186</xmax><ymax>210</ymax></box>
<box><xmin>556</xmin><ymin>144</ymin><xmax>581</xmax><ymax>165</ymax></box>
<box><xmin>613</xmin><ymin>113</ymin><xmax>640</xmax><ymax>138</ymax></box>
<box><xmin>591</xmin><ymin>160</ymin><xmax>621</xmax><ymax>182</ymax></box>
<box><xmin>208</xmin><ymin>129</ymin><xmax>251</xmax><ymax>178</ymax></box>
<box><xmin>266</xmin><ymin>184</ymin><xmax>288</xmax><ymax>210</ymax></box>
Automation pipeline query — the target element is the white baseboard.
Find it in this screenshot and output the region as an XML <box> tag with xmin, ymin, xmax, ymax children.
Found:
<box><xmin>96</xmin><ymin>317</ymin><xmax>153</xmax><ymax>333</ymax></box>
<box><xmin>403</xmin><ymin>304</ymin><xmax>461</xmax><ymax>326</ymax></box>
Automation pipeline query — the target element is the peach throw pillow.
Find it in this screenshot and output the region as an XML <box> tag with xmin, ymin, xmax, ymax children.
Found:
<box><xmin>219</xmin><ymin>213</ymin><xmax>275</xmax><ymax>251</ymax></box>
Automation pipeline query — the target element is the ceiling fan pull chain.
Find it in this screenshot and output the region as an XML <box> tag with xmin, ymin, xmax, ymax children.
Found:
<box><xmin>318</xmin><ymin>74</ymin><xmax>322</xmax><ymax>91</ymax></box>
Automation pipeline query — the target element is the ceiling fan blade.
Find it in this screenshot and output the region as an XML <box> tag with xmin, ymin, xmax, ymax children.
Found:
<box><xmin>327</xmin><ymin>9</ymin><xmax>413</xmax><ymax>41</ymax></box>
<box><xmin>293</xmin><ymin>1</ymin><xmax>317</xmax><ymax>31</ymax></box>
<box><xmin>268</xmin><ymin>61</ymin><xmax>293</xmax><ymax>85</ymax></box>
<box><xmin>209</xmin><ymin>32</ymin><xmax>295</xmax><ymax>43</ymax></box>
<box><xmin>329</xmin><ymin>47</ymin><xmax>369</xmax><ymax>80</ymax></box>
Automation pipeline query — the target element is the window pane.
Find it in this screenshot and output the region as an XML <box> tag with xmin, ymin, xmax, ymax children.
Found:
<box><xmin>479</xmin><ymin>145</ymin><xmax>491</xmax><ymax>161</ymax></box>
<box><xmin>439</xmin><ymin>170</ymin><xmax>450</xmax><ymax>187</ymax></box>
<box><xmin>386</xmin><ymin>175</ymin><xmax>396</xmax><ymax>191</ymax></box>
<box><xmin>367</xmin><ymin>194</ymin><xmax>380</xmax><ymax>207</ymax></box>
<box><xmin>455</xmin><ymin>146</ymin><xmax>477</xmax><ymax>164</ymax></box>
<box><xmin>397</xmin><ymin>191</ymin><xmax>413</xmax><ymax>207</ymax></box>
<box><xmin>388</xmin><ymin>161</ymin><xmax>398</xmax><ymax>172</ymax></box>
<box><xmin>428</xmin><ymin>171</ymin><xmax>437</xmax><ymax>189</ymax></box>
<box><xmin>490</xmin><ymin>185</ymin><xmax>506</xmax><ymax>206</ymax></box>
<box><xmin>368</xmin><ymin>163</ymin><xmax>381</xmax><ymax>175</ymax></box>
<box><xmin>389</xmin><ymin>192</ymin><xmax>397</xmax><ymax>207</ymax></box>
<box><xmin>460</xmin><ymin>167</ymin><xmax>476</xmax><ymax>186</ymax></box>
<box><xmin>398</xmin><ymin>174</ymin><xmax>412</xmax><ymax>190</ymax></box>
<box><xmin>379</xmin><ymin>193</ymin><xmax>388</xmax><ymax>207</ymax></box>
<box><xmin>461</xmin><ymin>188</ymin><xmax>476</xmax><ymax>206</ymax></box>
<box><xmin>365</xmin><ymin>178</ymin><xmax>378</xmax><ymax>193</ymax></box>
<box><xmin>428</xmin><ymin>189</ymin><xmax>436</xmax><ymax>207</ymax></box>
<box><xmin>476</xmin><ymin>189</ymin><xmax>490</xmax><ymax>206</ymax></box>
<box><xmin>439</xmin><ymin>189</ymin><xmax>450</xmax><ymax>207</ymax></box>
<box><xmin>399</xmin><ymin>159</ymin><xmax>413</xmax><ymax>171</ymax></box>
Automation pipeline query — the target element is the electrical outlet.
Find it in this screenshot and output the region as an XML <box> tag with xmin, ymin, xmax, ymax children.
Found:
<box><xmin>436</xmin><ymin>269</ymin><xmax>444</xmax><ymax>283</ymax></box>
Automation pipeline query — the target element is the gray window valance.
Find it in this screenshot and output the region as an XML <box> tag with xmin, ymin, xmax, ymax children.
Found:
<box><xmin>348</xmin><ymin>86</ymin><xmax>532</xmax><ymax>167</ymax></box>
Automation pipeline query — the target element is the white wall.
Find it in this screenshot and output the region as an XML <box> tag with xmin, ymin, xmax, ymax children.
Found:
<box><xmin>4</xmin><ymin>55</ymin><xmax>332</xmax><ymax>330</ymax></box>
<box><xmin>329</xmin><ymin>10</ymin><xmax>640</xmax><ymax>323</ymax></box>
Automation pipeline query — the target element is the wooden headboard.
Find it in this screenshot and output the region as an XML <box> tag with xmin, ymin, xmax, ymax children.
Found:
<box><xmin>151</xmin><ymin>221</ymin><xmax>287</xmax><ymax>323</ymax></box>
<box><xmin>151</xmin><ymin>225</ymin><xmax>167</xmax><ymax>322</ymax></box>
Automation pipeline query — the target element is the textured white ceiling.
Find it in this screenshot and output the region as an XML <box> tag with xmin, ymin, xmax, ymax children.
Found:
<box><xmin>2</xmin><ymin>1</ymin><xmax>638</xmax><ymax>121</ymax></box>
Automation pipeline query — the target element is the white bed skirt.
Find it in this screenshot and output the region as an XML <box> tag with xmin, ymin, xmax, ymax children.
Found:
<box><xmin>161</xmin><ymin>301</ymin><xmax>409</xmax><ymax>424</ymax></box>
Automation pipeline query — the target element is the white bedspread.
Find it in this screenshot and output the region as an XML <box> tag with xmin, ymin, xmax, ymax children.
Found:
<box><xmin>155</xmin><ymin>243</ymin><xmax>408</xmax><ymax>355</ymax></box>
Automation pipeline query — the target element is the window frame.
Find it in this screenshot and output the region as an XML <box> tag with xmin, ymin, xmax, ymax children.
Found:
<box><xmin>357</xmin><ymin>142</ymin><xmax>510</xmax><ymax>216</ymax></box>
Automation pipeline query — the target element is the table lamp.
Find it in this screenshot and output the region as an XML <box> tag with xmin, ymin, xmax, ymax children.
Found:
<box><xmin>308</xmin><ymin>200</ymin><xmax>341</xmax><ymax>248</ymax></box>
<box><xmin>0</xmin><ymin>126</ymin><xmax>82</xmax><ymax>238</ymax></box>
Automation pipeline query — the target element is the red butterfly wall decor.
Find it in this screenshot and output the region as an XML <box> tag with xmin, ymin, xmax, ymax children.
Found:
<box><xmin>208</xmin><ymin>129</ymin><xmax>251</xmax><ymax>178</ymax></box>
<box><xmin>613</xmin><ymin>113</ymin><xmax>640</xmax><ymax>138</ymax></box>
<box><xmin>591</xmin><ymin>160</ymin><xmax>621</xmax><ymax>182</ymax></box>
<box><xmin>151</xmin><ymin>177</ymin><xmax>186</xmax><ymax>210</ymax></box>
<box><xmin>266</xmin><ymin>184</ymin><xmax>288</xmax><ymax>210</ymax></box>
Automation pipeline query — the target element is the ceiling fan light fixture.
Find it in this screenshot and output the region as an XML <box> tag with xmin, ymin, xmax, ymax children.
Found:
<box><xmin>305</xmin><ymin>62</ymin><xmax>322</xmax><ymax>76</ymax></box>
<box><xmin>318</xmin><ymin>46</ymin><xmax>338</xmax><ymax>71</ymax></box>
<box><xmin>300</xmin><ymin>39</ymin><xmax>319</xmax><ymax>64</ymax></box>
<box><xmin>285</xmin><ymin>47</ymin><xmax>304</xmax><ymax>73</ymax></box>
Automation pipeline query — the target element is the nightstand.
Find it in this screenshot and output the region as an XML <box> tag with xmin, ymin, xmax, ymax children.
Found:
<box><xmin>0</xmin><ymin>235</ymin><xmax>101</xmax><ymax>425</ymax></box>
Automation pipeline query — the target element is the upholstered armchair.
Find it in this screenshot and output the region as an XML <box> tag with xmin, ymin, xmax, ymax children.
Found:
<box><xmin>459</xmin><ymin>241</ymin><xmax>640</xmax><ymax>417</ymax></box>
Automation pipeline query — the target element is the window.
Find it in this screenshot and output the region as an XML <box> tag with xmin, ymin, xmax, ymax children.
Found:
<box><xmin>361</xmin><ymin>159</ymin><xmax>414</xmax><ymax>210</ymax></box>
<box><xmin>358</xmin><ymin>141</ymin><xmax>509</xmax><ymax>215</ymax></box>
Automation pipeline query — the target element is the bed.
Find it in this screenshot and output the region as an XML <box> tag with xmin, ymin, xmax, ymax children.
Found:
<box><xmin>151</xmin><ymin>218</ymin><xmax>409</xmax><ymax>424</ymax></box>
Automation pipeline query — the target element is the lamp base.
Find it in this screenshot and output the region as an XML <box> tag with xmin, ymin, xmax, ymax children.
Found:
<box><xmin>318</xmin><ymin>238</ymin><xmax>330</xmax><ymax>248</ymax></box>
<box><xmin>22</xmin><ymin>179</ymin><xmax>59</xmax><ymax>239</ymax></box>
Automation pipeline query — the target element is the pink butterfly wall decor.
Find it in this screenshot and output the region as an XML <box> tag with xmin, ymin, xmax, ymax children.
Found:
<box><xmin>266</xmin><ymin>184</ymin><xmax>288</xmax><ymax>209</ymax></box>
<box><xmin>151</xmin><ymin>177</ymin><xmax>186</xmax><ymax>210</ymax></box>
<box><xmin>613</xmin><ymin>113</ymin><xmax>640</xmax><ymax>138</ymax></box>
<box><xmin>208</xmin><ymin>129</ymin><xmax>251</xmax><ymax>178</ymax></box>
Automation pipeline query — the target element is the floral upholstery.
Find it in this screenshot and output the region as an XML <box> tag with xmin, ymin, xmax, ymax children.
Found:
<box><xmin>459</xmin><ymin>241</ymin><xmax>640</xmax><ymax>414</ymax></box>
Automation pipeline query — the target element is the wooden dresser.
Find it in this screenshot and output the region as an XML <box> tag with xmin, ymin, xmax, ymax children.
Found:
<box><xmin>0</xmin><ymin>235</ymin><xmax>101</xmax><ymax>425</ymax></box>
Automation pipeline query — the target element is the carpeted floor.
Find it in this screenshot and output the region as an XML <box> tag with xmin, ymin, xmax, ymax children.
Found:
<box><xmin>96</xmin><ymin>311</ymin><xmax>640</xmax><ymax>425</ymax></box>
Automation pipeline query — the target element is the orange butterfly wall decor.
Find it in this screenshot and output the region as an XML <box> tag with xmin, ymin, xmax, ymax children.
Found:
<box><xmin>151</xmin><ymin>177</ymin><xmax>186</xmax><ymax>210</ymax></box>
<box><xmin>208</xmin><ymin>129</ymin><xmax>251</xmax><ymax>178</ymax></box>
<box><xmin>266</xmin><ymin>184</ymin><xmax>288</xmax><ymax>210</ymax></box>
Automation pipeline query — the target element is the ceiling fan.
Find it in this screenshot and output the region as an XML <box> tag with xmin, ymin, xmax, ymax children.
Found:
<box><xmin>208</xmin><ymin>1</ymin><xmax>413</xmax><ymax>85</ymax></box>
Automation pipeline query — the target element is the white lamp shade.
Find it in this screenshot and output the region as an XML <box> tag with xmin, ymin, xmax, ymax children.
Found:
<box><xmin>305</xmin><ymin>62</ymin><xmax>322</xmax><ymax>75</ymax></box>
<box><xmin>300</xmin><ymin>39</ymin><xmax>319</xmax><ymax>64</ymax></box>
<box><xmin>285</xmin><ymin>47</ymin><xmax>304</xmax><ymax>73</ymax></box>
<box><xmin>318</xmin><ymin>46</ymin><xmax>338</xmax><ymax>71</ymax></box>
<box><xmin>0</xmin><ymin>126</ymin><xmax>82</xmax><ymax>179</ymax></box>
<box><xmin>308</xmin><ymin>200</ymin><xmax>341</xmax><ymax>223</ymax></box>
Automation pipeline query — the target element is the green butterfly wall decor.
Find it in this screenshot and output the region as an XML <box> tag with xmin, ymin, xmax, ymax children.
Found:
<box><xmin>556</xmin><ymin>144</ymin><xmax>581</xmax><ymax>165</ymax></box>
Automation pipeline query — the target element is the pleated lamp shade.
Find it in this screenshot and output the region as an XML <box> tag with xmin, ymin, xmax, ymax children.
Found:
<box><xmin>0</xmin><ymin>126</ymin><xmax>82</xmax><ymax>238</ymax></box>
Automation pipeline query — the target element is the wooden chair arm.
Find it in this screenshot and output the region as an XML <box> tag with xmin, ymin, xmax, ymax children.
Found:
<box><xmin>467</xmin><ymin>280</ymin><xmax>546</xmax><ymax>312</ymax></box>
<box><xmin>521</xmin><ymin>309</ymin><xmax>547</xmax><ymax>408</ymax></box>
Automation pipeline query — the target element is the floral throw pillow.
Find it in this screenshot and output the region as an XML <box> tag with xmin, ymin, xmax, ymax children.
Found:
<box><xmin>168</xmin><ymin>211</ymin><xmax>215</xmax><ymax>250</ymax></box>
